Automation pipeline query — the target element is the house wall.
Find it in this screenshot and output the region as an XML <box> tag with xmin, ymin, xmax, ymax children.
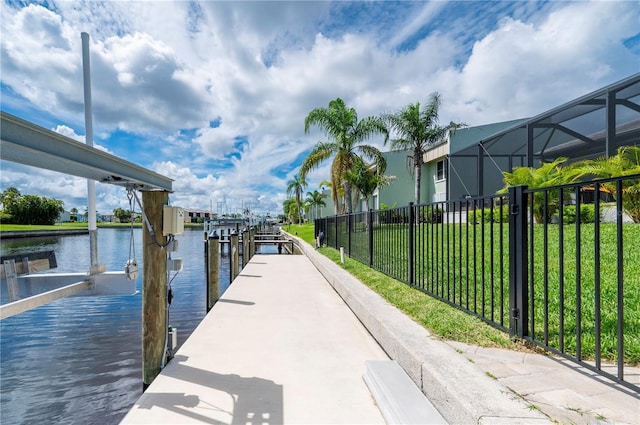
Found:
<box><xmin>376</xmin><ymin>150</ymin><xmax>430</xmax><ymax>208</ymax></box>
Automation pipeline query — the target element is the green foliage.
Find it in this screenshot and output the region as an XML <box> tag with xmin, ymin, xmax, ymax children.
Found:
<box><xmin>569</xmin><ymin>146</ymin><xmax>640</xmax><ymax>223</ymax></box>
<box><xmin>284</xmin><ymin>222</ymin><xmax>316</xmax><ymax>244</ymax></box>
<box><xmin>286</xmin><ymin>174</ymin><xmax>307</xmax><ymax>220</ymax></box>
<box><xmin>382</xmin><ymin>92</ymin><xmax>465</xmax><ymax>204</ymax></box>
<box><xmin>112</xmin><ymin>207</ymin><xmax>133</xmax><ymax>223</ymax></box>
<box><xmin>301</xmin><ymin>97</ymin><xmax>388</xmax><ymax>214</ymax></box>
<box><xmin>468</xmin><ymin>204</ymin><xmax>510</xmax><ymax>224</ymax></box>
<box><xmin>0</xmin><ymin>187</ymin><xmax>64</xmax><ymax>225</ymax></box>
<box><xmin>318</xmin><ymin>246</ymin><xmax>514</xmax><ymax>349</ymax></box>
<box><xmin>421</xmin><ymin>206</ymin><xmax>444</xmax><ymax>223</ymax></box>
<box><xmin>559</xmin><ymin>204</ymin><xmax>598</xmax><ymax>224</ymax></box>
<box><xmin>499</xmin><ymin>157</ymin><xmax>578</xmax><ymax>223</ymax></box>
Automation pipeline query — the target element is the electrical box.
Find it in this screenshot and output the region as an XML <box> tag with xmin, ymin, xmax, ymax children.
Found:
<box><xmin>163</xmin><ymin>206</ymin><xmax>184</xmax><ymax>235</ymax></box>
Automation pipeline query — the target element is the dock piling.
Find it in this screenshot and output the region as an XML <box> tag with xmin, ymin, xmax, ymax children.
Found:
<box><xmin>230</xmin><ymin>230</ymin><xmax>239</xmax><ymax>282</ymax></box>
<box><xmin>142</xmin><ymin>190</ymin><xmax>169</xmax><ymax>390</ymax></box>
<box><xmin>207</xmin><ymin>231</ymin><xmax>220</xmax><ymax>312</ymax></box>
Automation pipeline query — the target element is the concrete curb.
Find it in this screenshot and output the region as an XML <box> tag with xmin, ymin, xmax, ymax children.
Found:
<box><xmin>290</xmin><ymin>236</ymin><xmax>551</xmax><ymax>424</ymax></box>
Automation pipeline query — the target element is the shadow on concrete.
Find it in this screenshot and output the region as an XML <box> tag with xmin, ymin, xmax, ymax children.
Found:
<box><xmin>140</xmin><ymin>355</ymin><xmax>283</xmax><ymax>424</ymax></box>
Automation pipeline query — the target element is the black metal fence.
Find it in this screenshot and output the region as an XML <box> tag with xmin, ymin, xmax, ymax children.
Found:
<box><xmin>315</xmin><ymin>174</ymin><xmax>640</xmax><ymax>393</ymax></box>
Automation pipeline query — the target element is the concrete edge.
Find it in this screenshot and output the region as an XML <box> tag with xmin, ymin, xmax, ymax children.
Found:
<box><xmin>287</xmin><ymin>234</ymin><xmax>552</xmax><ymax>424</ymax></box>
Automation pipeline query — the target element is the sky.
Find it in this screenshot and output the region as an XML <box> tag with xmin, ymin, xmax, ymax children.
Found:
<box><xmin>1</xmin><ymin>0</ymin><xmax>639</xmax><ymax>217</ymax></box>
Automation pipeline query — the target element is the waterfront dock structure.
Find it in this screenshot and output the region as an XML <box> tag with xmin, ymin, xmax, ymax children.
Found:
<box><xmin>122</xmin><ymin>240</ymin><xmax>639</xmax><ymax>425</ymax></box>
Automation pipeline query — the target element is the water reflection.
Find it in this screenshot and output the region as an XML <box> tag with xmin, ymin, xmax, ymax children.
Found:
<box><xmin>0</xmin><ymin>227</ymin><xmax>262</xmax><ymax>424</ymax></box>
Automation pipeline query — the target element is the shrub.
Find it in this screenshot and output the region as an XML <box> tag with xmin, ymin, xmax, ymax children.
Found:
<box><xmin>421</xmin><ymin>207</ymin><xmax>444</xmax><ymax>223</ymax></box>
<box><xmin>468</xmin><ymin>204</ymin><xmax>509</xmax><ymax>224</ymax></box>
<box><xmin>560</xmin><ymin>204</ymin><xmax>598</xmax><ymax>224</ymax></box>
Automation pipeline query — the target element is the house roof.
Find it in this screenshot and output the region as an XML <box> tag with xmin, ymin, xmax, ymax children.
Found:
<box><xmin>448</xmin><ymin>118</ymin><xmax>529</xmax><ymax>154</ymax></box>
<box><xmin>450</xmin><ymin>73</ymin><xmax>640</xmax><ymax>162</ymax></box>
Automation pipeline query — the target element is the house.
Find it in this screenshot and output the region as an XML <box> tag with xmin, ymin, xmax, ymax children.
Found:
<box><xmin>448</xmin><ymin>73</ymin><xmax>640</xmax><ymax>200</ymax></box>
<box><xmin>313</xmin><ymin>73</ymin><xmax>640</xmax><ymax>217</ymax></box>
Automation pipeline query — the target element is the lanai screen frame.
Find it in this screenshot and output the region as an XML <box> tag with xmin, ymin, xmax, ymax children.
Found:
<box><xmin>448</xmin><ymin>73</ymin><xmax>640</xmax><ymax>200</ymax></box>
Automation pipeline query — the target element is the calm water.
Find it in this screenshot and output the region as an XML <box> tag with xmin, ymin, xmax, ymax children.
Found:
<box><xmin>0</xmin><ymin>227</ymin><xmax>261</xmax><ymax>424</ymax></box>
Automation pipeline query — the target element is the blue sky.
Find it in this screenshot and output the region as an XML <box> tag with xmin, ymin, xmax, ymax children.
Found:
<box><xmin>1</xmin><ymin>1</ymin><xmax>639</xmax><ymax>216</ymax></box>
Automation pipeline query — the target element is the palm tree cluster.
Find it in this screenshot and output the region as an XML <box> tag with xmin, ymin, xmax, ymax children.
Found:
<box><xmin>499</xmin><ymin>146</ymin><xmax>640</xmax><ymax>223</ymax></box>
<box><xmin>299</xmin><ymin>94</ymin><xmax>462</xmax><ymax>214</ymax></box>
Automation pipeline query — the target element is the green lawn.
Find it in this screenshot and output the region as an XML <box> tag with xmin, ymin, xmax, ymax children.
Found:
<box><xmin>289</xmin><ymin>221</ymin><xmax>639</xmax><ymax>365</ymax></box>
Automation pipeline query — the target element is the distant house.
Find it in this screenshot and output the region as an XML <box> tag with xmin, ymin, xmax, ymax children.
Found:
<box><xmin>184</xmin><ymin>208</ymin><xmax>212</xmax><ymax>223</ymax></box>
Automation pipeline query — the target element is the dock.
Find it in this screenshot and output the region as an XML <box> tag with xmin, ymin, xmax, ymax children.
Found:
<box><xmin>121</xmin><ymin>254</ymin><xmax>389</xmax><ymax>424</ymax></box>
<box><xmin>121</xmin><ymin>241</ymin><xmax>638</xmax><ymax>425</ymax></box>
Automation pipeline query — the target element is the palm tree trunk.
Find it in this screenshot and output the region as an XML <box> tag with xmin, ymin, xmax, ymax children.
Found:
<box><xmin>344</xmin><ymin>182</ymin><xmax>352</xmax><ymax>213</ymax></box>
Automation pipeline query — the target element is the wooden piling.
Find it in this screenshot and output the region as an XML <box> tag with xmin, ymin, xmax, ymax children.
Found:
<box><xmin>207</xmin><ymin>231</ymin><xmax>220</xmax><ymax>312</ymax></box>
<box><xmin>230</xmin><ymin>230</ymin><xmax>239</xmax><ymax>282</ymax></box>
<box><xmin>250</xmin><ymin>227</ymin><xmax>256</xmax><ymax>259</ymax></box>
<box><xmin>242</xmin><ymin>229</ymin><xmax>250</xmax><ymax>267</ymax></box>
<box><xmin>142</xmin><ymin>190</ymin><xmax>168</xmax><ymax>390</ymax></box>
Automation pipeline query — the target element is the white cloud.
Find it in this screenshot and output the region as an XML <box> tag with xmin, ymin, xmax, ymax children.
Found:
<box><xmin>1</xmin><ymin>1</ymin><xmax>638</xmax><ymax>216</ymax></box>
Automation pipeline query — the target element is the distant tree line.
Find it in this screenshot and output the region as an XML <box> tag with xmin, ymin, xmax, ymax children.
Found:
<box><xmin>0</xmin><ymin>187</ymin><xmax>64</xmax><ymax>225</ymax></box>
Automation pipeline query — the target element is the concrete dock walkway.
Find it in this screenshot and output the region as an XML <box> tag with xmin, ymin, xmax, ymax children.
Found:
<box><xmin>122</xmin><ymin>244</ymin><xmax>639</xmax><ymax>424</ymax></box>
<box><xmin>121</xmin><ymin>255</ymin><xmax>389</xmax><ymax>424</ymax></box>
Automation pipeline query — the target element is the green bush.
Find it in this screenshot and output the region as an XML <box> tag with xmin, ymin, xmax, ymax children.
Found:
<box><xmin>0</xmin><ymin>212</ymin><xmax>13</xmax><ymax>223</ymax></box>
<box><xmin>421</xmin><ymin>207</ymin><xmax>444</xmax><ymax>223</ymax></box>
<box><xmin>468</xmin><ymin>204</ymin><xmax>509</xmax><ymax>224</ymax></box>
<box><xmin>560</xmin><ymin>204</ymin><xmax>598</xmax><ymax>224</ymax></box>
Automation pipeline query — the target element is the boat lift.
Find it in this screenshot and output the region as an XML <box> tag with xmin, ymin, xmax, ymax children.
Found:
<box><xmin>0</xmin><ymin>110</ymin><xmax>175</xmax><ymax>320</ymax></box>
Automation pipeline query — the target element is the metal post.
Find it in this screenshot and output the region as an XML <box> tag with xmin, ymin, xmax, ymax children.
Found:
<box><xmin>368</xmin><ymin>209</ymin><xmax>373</xmax><ymax>267</ymax></box>
<box><xmin>347</xmin><ymin>213</ymin><xmax>352</xmax><ymax>257</ymax></box>
<box><xmin>408</xmin><ymin>202</ymin><xmax>415</xmax><ymax>286</ymax></box>
<box><xmin>508</xmin><ymin>185</ymin><xmax>528</xmax><ymax>337</ymax></box>
<box><xmin>81</xmin><ymin>32</ymin><xmax>100</xmax><ymax>273</ymax></box>
<box><xmin>606</xmin><ymin>90</ymin><xmax>616</xmax><ymax>158</ymax></box>
<box><xmin>207</xmin><ymin>231</ymin><xmax>220</xmax><ymax>312</ymax></box>
<box><xmin>526</xmin><ymin>124</ymin><xmax>534</xmax><ymax>168</ymax></box>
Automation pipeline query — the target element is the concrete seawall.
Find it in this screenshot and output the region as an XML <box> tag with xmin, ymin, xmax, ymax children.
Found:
<box><xmin>1</xmin><ymin>229</ymin><xmax>89</xmax><ymax>239</ymax></box>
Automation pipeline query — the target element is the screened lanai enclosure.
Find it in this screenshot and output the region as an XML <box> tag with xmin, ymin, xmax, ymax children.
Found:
<box><xmin>448</xmin><ymin>73</ymin><xmax>640</xmax><ymax>200</ymax></box>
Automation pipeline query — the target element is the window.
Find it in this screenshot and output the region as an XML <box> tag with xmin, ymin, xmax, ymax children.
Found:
<box><xmin>436</xmin><ymin>159</ymin><xmax>447</xmax><ymax>181</ymax></box>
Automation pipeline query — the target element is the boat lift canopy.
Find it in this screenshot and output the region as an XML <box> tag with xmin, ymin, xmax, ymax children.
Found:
<box><xmin>0</xmin><ymin>111</ymin><xmax>173</xmax><ymax>192</ymax></box>
<box><xmin>0</xmin><ymin>110</ymin><xmax>174</xmax><ymax>319</ymax></box>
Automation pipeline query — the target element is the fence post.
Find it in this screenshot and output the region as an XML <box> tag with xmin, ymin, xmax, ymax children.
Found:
<box><xmin>348</xmin><ymin>213</ymin><xmax>352</xmax><ymax>256</ymax></box>
<box><xmin>408</xmin><ymin>202</ymin><xmax>415</xmax><ymax>287</ymax></box>
<box><xmin>368</xmin><ymin>209</ymin><xmax>373</xmax><ymax>267</ymax></box>
<box><xmin>508</xmin><ymin>185</ymin><xmax>528</xmax><ymax>338</ymax></box>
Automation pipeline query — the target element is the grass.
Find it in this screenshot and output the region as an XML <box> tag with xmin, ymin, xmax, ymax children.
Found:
<box><xmin>289</xmin><ymin>220</ymin><xmax>640</xmax><ymax>365</ymax></box>
<box><xmin>287</xmin><ymin>221</ymin><xmax>520</xmax><ymax>351</ymax></box>
<box><xmin>283</xmin><ymin>223</ymin><xmax>316</xmax><ymax>244</ymax></box>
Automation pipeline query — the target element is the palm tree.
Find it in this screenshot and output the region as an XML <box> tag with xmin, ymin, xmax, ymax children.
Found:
<box><xmin>286</xmin><ymin>173</ymin><xmax>307</xmax><ymax>222</ymax></box>
<box><xmin>498</xmin><ymin>157</ymin><xmax>578</xmax><ymax>223</ymax></box>
<box><xmin>301</xmin><ymin>98</ymin><xmax>388</xmax><ymax>214</ymax></box>
<box><xmin>305</xmin><ymin>190</ymin><xmax>327</xmax><ymax>221</ymax></box>
<box><xmin>345</xmin><ymin>158</ymin><xmax>395</xmax><ymax>211</ymax></box>
<box><xmin>282</xmin><ymin>197</ymin><xmax>298</xmax><ymax>224</ymax></box>
<box><xmin>382</xmin><ymin>92</ymin><xmax>464</xmax><ymax>205</ymax></box>
<box><xmin>569</xmin><ymin>146</ymin><xmax>640</xmax><ymax>223</ymax></box>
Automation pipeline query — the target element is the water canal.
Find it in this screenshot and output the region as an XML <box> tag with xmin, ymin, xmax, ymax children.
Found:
<box><xmin>0</xmin><ymin>227</ymin><xmax>267</xmax><ymax>424</ymax></box>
